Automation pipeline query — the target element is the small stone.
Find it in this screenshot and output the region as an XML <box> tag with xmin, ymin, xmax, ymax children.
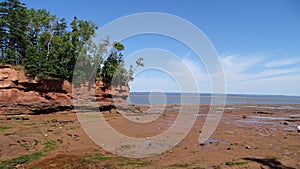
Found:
<box><xmin>44</xmin><ymin>133</ymin><xmax>48</xmax><ymax>137</ymax></box>
<box><xmin>47</xmin><ymin>129</ymin><xmax>54</xmax><ymax>132</ymax></box>
<box><xmin>184</xmin><ymin>147</ymin><xmax>188</xmax><ymax>150</ymax></box>
<box><xmin>4</xmin><ymin>132</ymin><xmax>15</xmax><ymax>136</ymax></box>
<box><xmin>227</xmin><ymin>147</ymin><xmax>233</xmax><ymax>150</ymax></box>
<box><xmin>242</xmin><ymin>115</ymin><xmax>247</xmax><ymax>119</ymax></box>
<box><xmin>169</xmin><ymin>150</ymin><xmax>173</xmax><ymax>153</ymax></box>
<box><xmin>245</xmin><ymin>146</ymin><xmax>251</xmax><ymax>149</ymax></box>
<box><xmin>283</xmin><ymin>121</ymin><xmax>289</xmax><ymax>125</ymax></box>
<box><xmin>57</xmin><ymin>139</ymin><xmax>63</xmax><ymax>144</ymax></box>
<box><xmin>199</xmin><ymin>143</ymin><xmax>205</xmax><ymax>146</ymax></box>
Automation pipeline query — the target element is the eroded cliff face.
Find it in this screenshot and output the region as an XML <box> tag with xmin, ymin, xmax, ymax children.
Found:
<box><xmin>0</xmin><ymin>65</ymin><xmax>129</xmax><ymax>115</ymax></box>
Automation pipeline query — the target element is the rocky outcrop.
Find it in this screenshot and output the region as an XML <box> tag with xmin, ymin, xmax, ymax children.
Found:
<box><xmin>0</xmin><ymin>65</ymin><xmax>129</xmax><ymax>115</ymax></box>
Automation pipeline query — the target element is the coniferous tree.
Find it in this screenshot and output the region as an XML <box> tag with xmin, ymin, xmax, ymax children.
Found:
<box><xmin>0</xmin><ymin>0</ymin><xmax>144</xmax><ymax>87</ymax></box>
<box><xmin>0</xmin><ymin>0</ymin><xmax>28</xmax><ymax>64</ymax></box>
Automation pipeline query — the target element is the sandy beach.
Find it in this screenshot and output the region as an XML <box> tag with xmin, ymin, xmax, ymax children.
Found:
<box><xmin>1</xmin><ymin>103</ymin><xmax>299</xmax><ymax>168</ymax></box>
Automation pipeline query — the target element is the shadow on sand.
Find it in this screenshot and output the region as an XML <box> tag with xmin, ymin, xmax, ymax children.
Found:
<box><xmin>243</xmin><ymin>157</ymin><xmax>296</xmax><ymax>169</ymax></box>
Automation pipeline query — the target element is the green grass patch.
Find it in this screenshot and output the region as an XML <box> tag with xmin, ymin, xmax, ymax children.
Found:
<box><xmin>0</xmin><ymin>126</ymin><xmax>12</xmax><ymax>131</ymax></box>
<box><xmin>0</xmin><ymin>140</ymin><xmax>57</xmax><ymax>168</ymax></box>
<box><xmin>169</xmin><ymin>163</ymin><xmax>190</xmax><ymax>168</ymax></box>
<box><xmin>53</xmin><ymin>130</ymin><xmax>62</xmax><ymax>135</ymax></box>
<box><xmin>225</xmin><ymin>161</ymin><xmax>249</xmax><ymax>166</ymax></box>
<box><xmin>83</xmin><ymin>153</ymin><xmax>153</xmax><ymax>168</ymax></box>
<box><xmin>92</xmin><ymin>153</ymin><xmax>114</xmax><ymax>161</ymax></box>
<box><xmin>23</xmin><ymin>123</ymin><xmax>37</xmax><ymax>126</ymax></box>
<box><xmin>42</xmin><ymin>140</ymin><xmax>57</xmax><ymax>152</ymax></box>
<box><xmin>6</xmin><ymin>116</ymin><xmax>29</xmax><ymax>120</ymax></box>
<box><xmin>0</xmin><ymin>152</ymin><xmax>43</xmax><ymax>169</ymax></box>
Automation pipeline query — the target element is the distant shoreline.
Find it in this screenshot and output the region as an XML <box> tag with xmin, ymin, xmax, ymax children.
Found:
<box><xmin>130</xmin><ymin>92</ymin><xmax>300</xmax><ymax>98</ymax></box>
<box><xmin>127</xmin><ymin>92</ymin><xmax>300</xmax><ymax>105</ymax></box>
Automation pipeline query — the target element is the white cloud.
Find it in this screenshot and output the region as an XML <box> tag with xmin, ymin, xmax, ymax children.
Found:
<box><xmin>220</xmin><ymin>54</ymin><xmax>300</xmax><ymax>95</ymax></box>
<box><xmin>254</xmin><ymin>68</ymin><xmax>300</xmax><ymax>79</ymax></box>
<box><xmin>129</xmin><ymin>51</ymin><xmax>300</xmax><ymax>96</ymax></box>
<box><xmin>265</xmin><ymin>57</ymin><xmax>300</xmax><ymax>68</ymax></box>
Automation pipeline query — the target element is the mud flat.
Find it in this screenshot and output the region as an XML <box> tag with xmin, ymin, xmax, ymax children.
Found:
<box><xmin>0</xmin><ymin>104</ymin><xmax>299</xmax><ymax>168</ymax></box>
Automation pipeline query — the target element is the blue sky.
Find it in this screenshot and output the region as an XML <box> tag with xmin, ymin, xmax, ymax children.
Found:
<box><xmin>19</xmin><ymin>0</ymin><xmax>300</xmax><ymax>95</ymax></box>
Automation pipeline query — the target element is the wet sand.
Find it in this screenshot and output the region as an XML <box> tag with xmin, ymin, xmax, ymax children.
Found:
<box><xmin>0</xmin><ymin>104</ymin><xmax>299</xmax><ymax>168</ymax></box>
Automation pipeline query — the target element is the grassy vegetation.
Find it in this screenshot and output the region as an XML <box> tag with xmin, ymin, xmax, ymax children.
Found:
<box><xmin>0</xmin><ymin>140</ymin><xmax>57</xmax><ymax>168</ymax></box>
<box><xmin>92</xmin><ymin>153</ymin><xmax>114</xmax><ymax>161</ymax></box>
<box><xmin>82</xmin><ymin>153</ymin><xmax>153</xmax><ymax>168</ymax></box>
<box><xmin>0</xmin><ymin>125</ymin><xmax>12</xmax><ymax>131</ymax></box>
<box><xmin>66</xmin><ymin>126</ymin><xmax>80</xmax><ymax>130</ymax></box>
<box><xmin>0</xmin><ymin>152</ymin><xmax>43</xmax><ymax>169</ymax></box>
<box><xmin>23</xmin><ymin>123</ymin><xmax>37</xmax><ymax>126</ymax></box>
<box><xmin>6</xmin><ymin>116</ymin><xmax>29</xmax><ymax>121</ymax></box>
<box><xmin>169</xmin><ymin>163</ymin><xmax>191</xmax><ymax>168</ymax></box>
<box><xmin>225</xmin><ymin>161</ymin><xmax>249</xmax><ymax>166</ymax></box>
<box><xmin>53</xmin><ymin>130</ymin><xmax>62</xmax><ymax>135</ymax></box>
<box><xmin>42</xmin><ymin>140</ymin><xmax>57</xmax><ymax>152</ymax></box>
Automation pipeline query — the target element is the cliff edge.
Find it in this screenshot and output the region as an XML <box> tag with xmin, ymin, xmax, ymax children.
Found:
<box><xmin>0</xmin><ymin>65</ymin><xmax>129</xmax><ymax>115</ymax></box>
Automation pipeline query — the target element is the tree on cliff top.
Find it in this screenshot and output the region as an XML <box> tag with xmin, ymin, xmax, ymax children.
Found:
<box><xmin>0</xmin><ymin>0</ymin><xmax>144</xmax><ymax>87</ymax></box>
<box><xmin>0</xmin><ymin>0</ymin><xmax>28</xmax><ymax>64</ymax></box>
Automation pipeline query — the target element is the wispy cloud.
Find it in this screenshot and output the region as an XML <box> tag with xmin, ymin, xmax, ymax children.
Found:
<box><xmin>265</xmin><ymin>57</ymin><xmax>300</xmax><ymax>68</ymax></box>
<box><xmin>129</xmin><ymin>51</ymin><xmax>300</xmax><ymax>95</ymax></box>
<box><xmin>220</xmin><ymin>53</ymin><xmax>300</xmax><ymax>95</ymax></box>
<box><xmin>254</xmin><ymin>68</ymin><xmax>300</xmax><ymax>79</ymax></box>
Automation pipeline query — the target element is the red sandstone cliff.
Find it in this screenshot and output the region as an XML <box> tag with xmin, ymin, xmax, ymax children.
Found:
<box><xmin>0</xmin><ymin>65</ymin><xmax>129</xmax><ymax>115</ymax></box>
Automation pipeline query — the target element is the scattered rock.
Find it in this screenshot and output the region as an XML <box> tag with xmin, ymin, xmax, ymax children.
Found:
<box><xmin>242</xmin><ymin>115</ymin><xmax>247</xmax><ymax>119</ymax></box>
<box><xmin>283</xmin><ymin>121</ymin><xmax>289</xmax><ymax>125</ymax></box>
<box><xmin>199</xmin><ymin>143</ymin><xmax>205</xmax><ymax>146</ymax></box>
<box><xmin>4</xmin><ymin>132</ymin><xmax>15</xmax><ymax>136</ymax></box>
<box><xmin>67</xmin><ymin>133</ymin><xmax>80</xmax><ymax>141</ymax></box>
<box><xmin>57</xmin><ymin>139</ymin><xmax>63</xmax><ymax>144</ymax></box>
<box><xmin>227</xmin><ymin>147</ymin><xmax>233</xmax><ymax>150</ymax></box>
<box><xmin>245</xmin><ymin>146</ymin><xmax>251</xmax><ymax>149</ymax></box>
<box><xmin>255</xmin><ymin>111</ymin><xmax>274</xmax><ymax>115</ymax></box>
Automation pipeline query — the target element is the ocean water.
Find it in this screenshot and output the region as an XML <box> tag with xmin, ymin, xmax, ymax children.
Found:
<box><xmin>127</xmin><ymin>93</ymin><xmax>300</xmax><ymax>105</ymax></box>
